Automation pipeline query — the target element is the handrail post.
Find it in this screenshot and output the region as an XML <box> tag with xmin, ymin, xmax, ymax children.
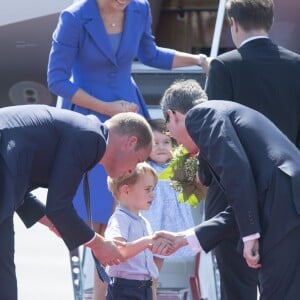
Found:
<box><xmin>210</xmin><ymin>0</ymin><xmax>227</xmax><ymax>58</ymax></box>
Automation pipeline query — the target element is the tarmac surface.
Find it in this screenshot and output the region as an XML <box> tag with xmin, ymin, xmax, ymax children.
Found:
<box><xmin>14</xmin><ymin>188</ymin><xmax>74</xmax><ymax>300</ymax></box>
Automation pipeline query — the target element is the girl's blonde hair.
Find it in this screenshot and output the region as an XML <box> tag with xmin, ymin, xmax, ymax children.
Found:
<box><xmin>107</xmin><ymin>162</ymin><xmax>158</xmax><ymax>200</ymax></box>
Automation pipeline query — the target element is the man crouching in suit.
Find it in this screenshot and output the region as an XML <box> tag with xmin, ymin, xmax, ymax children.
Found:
<box><xmin>0</xmin><ymin>104</ymin><xmax>154</xmax><ymax>300</ymax></box>
<box><xmin>153</xmin><ymin>79</ymin><xmax>300</xmax><ymax>300</ymax></box>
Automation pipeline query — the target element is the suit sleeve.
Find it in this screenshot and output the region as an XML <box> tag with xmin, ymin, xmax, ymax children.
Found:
<box><xmin>194</xmin><ymin>206</ymin><xmax>239</xmax><ymax>252</ymax></box>
<box><xmin>45</xmin><ymin>134</ymin><xmax>101</xmax><ymax>250</ymax></box>
<box><xmin>16</xmin><ymin>192</ymin><xmax>45</xmax><ymax>228</ymax></box>
<box><xmin>187</xmin><ymin>108</ymin><xmax>261</xmax><ymax>238</ymax></box>
<box><xmin>136</xmin><ymin>0</ymin><xmax>175</xmax><ymax>69</ymax></box>
<box><xmin>205</xmin><ymin>58</ymin><xmax>233</xmax><ymax>100</ymax></box>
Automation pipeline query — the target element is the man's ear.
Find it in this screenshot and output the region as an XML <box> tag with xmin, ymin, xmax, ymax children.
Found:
<box><xmin>173</xmin><ymin>110</ymin><xmax>185</xmax><ymax>124</ymax></box>
<box><xmin>125</xmin><ymin>135</ymin><xmax>138</xmax><ymax>150</ymax></box>
<box><xmin>231</xmin><ymin>17</ymin><xmax>239</xmax><ymax>33</ymax></box>
<box><xmin>168</xmin><ymin>109</ymin><xmax>177</xmax><ymax>123</ymax></box>
<box><xmin>173</xmin><ymin>110</ymin><xmax>180</xmax><ymax>122</ymax></box>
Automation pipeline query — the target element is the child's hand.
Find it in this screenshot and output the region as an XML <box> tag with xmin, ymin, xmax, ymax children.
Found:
<box><xmin>150</xmin><ymin>235</ymin><xmax>175</xmax><ymax>256</ymax></box>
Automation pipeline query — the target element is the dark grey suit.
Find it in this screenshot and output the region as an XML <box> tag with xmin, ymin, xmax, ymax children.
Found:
<box><xmin>186</xmin><ymin>101</ymin><xmax>300</xmax><ymax>299</ymax></box>
<box><xmin>204</xmin><ymin>38</ymin><xmax>300</xmax><ymax>300</ymax></box>
<box><xmin>0</xmin><ymin>104</ymin><xmax>108</xmax><ymax>300</ymax></box>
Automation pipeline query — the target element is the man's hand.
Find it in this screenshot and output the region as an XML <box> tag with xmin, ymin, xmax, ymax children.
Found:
<box><xmin>152</xmin><ymin>231</ymin><xmax>188</xmax><ymax>256</ymax></box>
<box><xmin>243</xmin><ymin>238</ymin><xmax>261</xmax><ymax>269</ymax></box>
<box><xmin>87</xmin><ymin>234</ymin><xmax>125</xmax><ymax>266</ymax></box>
<box><xmin>150</xmin><ymin>236</ymin><xmax>175</xmax><ymax>256</ymax></box>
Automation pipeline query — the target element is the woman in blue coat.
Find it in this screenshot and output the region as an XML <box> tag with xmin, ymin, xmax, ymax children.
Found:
<box><xmin>47</xmin><ymin>0</ymin><xmax>207</xmax><ymax>297</ymax></box>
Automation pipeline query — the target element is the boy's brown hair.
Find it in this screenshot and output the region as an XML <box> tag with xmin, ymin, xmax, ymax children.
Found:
<box><xmin>107</xmin><ymin>162</ymin><xmax>158</xmax><ymax>201</ymax></box>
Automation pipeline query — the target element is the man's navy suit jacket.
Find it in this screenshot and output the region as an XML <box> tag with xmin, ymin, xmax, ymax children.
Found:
<box><xmin>185</xmin><ymin>101</ymin><xmax>300</xmax><ymax>255</ymax></box>
<box><xmin>0</xmin><ymin>104</ymin><xmax>107</xmax><ymax>250</ymax></box>
<box><xmin>206</xmin><ymin>38</ymin><xmax>300</xmax><ymax>149</ymax></box>
<box><xmin>205</xmin><ymin>38</ymin><xmax>300</xmax><ymax>223</ymax></box>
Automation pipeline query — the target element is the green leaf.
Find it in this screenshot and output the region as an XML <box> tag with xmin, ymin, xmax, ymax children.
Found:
<box><xmin>187</xmin><ymin>194</ymin><xmax>199</xmax><ymax>207</ymax></box>
<box><xmin>178</xmin><ymin>192</ymin><xmax>184</xmax><ymax>203</ymax></box>
<box><xmin>158</xmin><ymin>166</ymin><xmax>174</xmax><ymax>180</ymax></box>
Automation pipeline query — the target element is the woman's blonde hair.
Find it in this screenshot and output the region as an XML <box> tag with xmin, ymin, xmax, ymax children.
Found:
<box><xmin>107</xmin><ymin>162</ymin><xmax>158</xmax><ymax>200</ymax></box>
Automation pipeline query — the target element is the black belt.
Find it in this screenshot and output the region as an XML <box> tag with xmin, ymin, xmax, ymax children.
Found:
<box><xmin>112</xmin><ymin>277</ymin><xmax>152</xmax><ymax>288</ymax></box>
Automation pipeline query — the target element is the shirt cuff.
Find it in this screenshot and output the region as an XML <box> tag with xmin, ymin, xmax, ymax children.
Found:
<box><xmin>84</xmin><ymin>233</ymin><xmax>96</xmax><ymax>246</ymax></box>
<box><xmin>242</xmin><ymin>233</ymin><xmax>260</xmax><ymax>242</ymax></box>
<box><xmin>183</xmin><ymin>228</ymin><xmax>202</xmax><ymax>254</ymax></box>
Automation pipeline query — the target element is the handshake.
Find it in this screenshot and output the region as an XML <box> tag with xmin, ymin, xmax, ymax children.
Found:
<box><xmin>149</xmin><ymin>231</ymin><xmax>190</xmax><ymax>256</ymax></box>
<box><xmin>87</xmin><ymin>230</ymin><xmax>193</xmax><ymax>267</ymax></box>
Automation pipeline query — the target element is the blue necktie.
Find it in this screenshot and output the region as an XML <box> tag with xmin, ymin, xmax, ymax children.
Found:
<box><xmin>84</xmin><ymin>172</ymin><xmax>111</xmax><ymax>284</ymax></box>
<box><xmin>92</xmin><ymin>252</ymin><xmax>111</xmax><ymax>283</ymax></box>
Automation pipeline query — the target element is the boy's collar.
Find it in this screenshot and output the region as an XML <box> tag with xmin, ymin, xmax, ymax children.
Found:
<box><xmin>117</xmin><ymin>204</ymin><xmax>141</xmax><ymax>220</ymax></box>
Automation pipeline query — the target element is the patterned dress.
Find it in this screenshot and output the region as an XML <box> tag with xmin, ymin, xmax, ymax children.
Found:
<box><xmin>141</xmin><ymin>161</ymin><xmax>195</xmax><ymax>258</ymax></box>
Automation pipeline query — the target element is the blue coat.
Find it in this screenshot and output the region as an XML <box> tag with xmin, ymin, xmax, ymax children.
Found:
<box><xmin>47</xmin><ymin>0</ymin><xmax>175</xmax><ymax>224</ymax></box>
<box><xmin>47</xmin><ymin>0</ymin><xmax>175</xmax><ymax>121</ymax></box>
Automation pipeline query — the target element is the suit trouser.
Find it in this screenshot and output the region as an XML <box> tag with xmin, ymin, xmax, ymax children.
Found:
<box><xmin>0</xmin><ymin>217</ymin><xmax>17</xmax><ymax>300</ymax></box>
<box><xmin>214</xmin><ymin>236</ymin><xmax>259</xmax><ymax>300</ymax></box>
<box><xmin>205</xmin><ymin>179</ymin><xmax>259</xmax><ymax>300</ymax></box>
<box><xmin>259</xmin><ymin>225</ymin><xmax>300</xmax><ymax>300</ymax></box>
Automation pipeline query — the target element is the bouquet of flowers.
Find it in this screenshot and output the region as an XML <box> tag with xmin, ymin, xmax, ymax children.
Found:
<box><xmin>159</xmin><ymin>145</ymin><xmax>207</xmax><ymax>207</ymax></box>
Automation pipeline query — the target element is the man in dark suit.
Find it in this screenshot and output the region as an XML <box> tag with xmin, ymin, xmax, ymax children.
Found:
<box><xmin>204</xmin><ymin>0</ymin><xmax>300</xmax><ymax>298</ymax></box>
<box><xmin>0</xmin><ymin>104</ymin><xmax>153</xmax><ymax>300</ymax></box>
<box><xmin>157</xmin><ymin>80</ymin><xmax>300</xmax><ymax>299</ymax></box>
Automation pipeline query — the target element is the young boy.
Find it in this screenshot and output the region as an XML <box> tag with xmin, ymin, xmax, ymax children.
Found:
<box><xmin>105</xmin><ymin>162</ymin><xmax>169</xmax><ymax>300</ymax></box>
